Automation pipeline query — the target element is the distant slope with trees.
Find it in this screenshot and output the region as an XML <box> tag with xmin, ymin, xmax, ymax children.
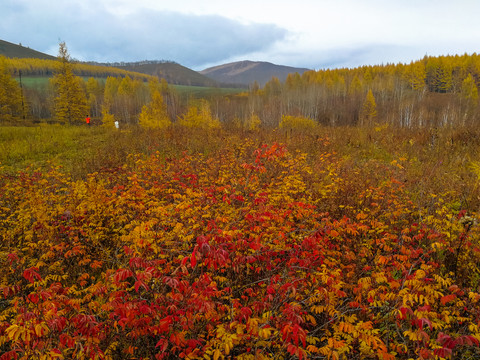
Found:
<box><xmin>220</xmin><ymin>52</ymin><xmax>480</xmax><ymax>128</ymax></box>
<box><xmin>200</xmin><ymin>60</ymin><xmax>311</xmax><ymax>87</ymax></box>
<box><xmin>108</xmin><ymin>61</ymin><xmax>220</xmax><ymax>87</ymax></box>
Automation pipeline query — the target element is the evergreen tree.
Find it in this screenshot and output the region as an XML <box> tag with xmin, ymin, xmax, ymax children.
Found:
<box><xmin>425</xmin><ymin>57</ymin><xmax>452</xmax><ymax>93</ymax></box>
<box><xmin>0</xmin><ymin>56</ymin><xmax>25</xmax><ymax>122</ymax></box>
<box><xmin>50</xmin><ymin>42</ymin><xmax>88</xmax><ymax>124</ymax></box>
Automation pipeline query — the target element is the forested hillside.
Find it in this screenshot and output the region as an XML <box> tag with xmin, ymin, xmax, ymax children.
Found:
<box><xmin>200</xmin><ymin>60</ymin><xmax>310</xmax><ymax>87</ymax></box>
<box><xmin>4</xmin><ymin>57</ymin><xmax>154</xmax><ymax>80</ymax></box>
<box><xmin>110</xmin><ymin>61</ymin><xmax>219</xmax><ymax>87</ymax></box>
<box><xmin>234</xmin><ymin>53</ymin><xmax>480</xmax><ymax>128</ymax></box>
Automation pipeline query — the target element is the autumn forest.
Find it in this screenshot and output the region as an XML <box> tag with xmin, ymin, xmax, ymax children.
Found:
<box><xmin>2</xmin><ymin>44</ymin><xmax>480</xmax><ymax>129</ymax></box>
<box><xmin>1</xmin><ymin>43</ymin><xmax>480</xmax><ymax>360</ymax></box>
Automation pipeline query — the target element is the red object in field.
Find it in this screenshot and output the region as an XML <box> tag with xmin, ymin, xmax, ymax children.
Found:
<box><xmin>86</xmin><ymin>116</ymin><xmax>91</xmax><ymax>125</ymax></box>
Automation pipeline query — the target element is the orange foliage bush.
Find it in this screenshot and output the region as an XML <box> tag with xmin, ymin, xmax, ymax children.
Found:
<box><xmin>0</xmin><ymin>140</ymin><xmax>479</xmax><ymax>359</ymax></box>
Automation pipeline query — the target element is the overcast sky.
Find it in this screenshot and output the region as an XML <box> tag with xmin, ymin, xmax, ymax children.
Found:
<box><xmin>2</xmin><ymin>0</ymin><xmax>480</xmax><ymax>70</ymax></box>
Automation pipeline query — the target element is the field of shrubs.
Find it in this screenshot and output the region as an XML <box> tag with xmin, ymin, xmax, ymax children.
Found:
<box><xmin>1</xmin><ymin>125</ymin><xmax>480</xmax><ymax>359</ymax></box>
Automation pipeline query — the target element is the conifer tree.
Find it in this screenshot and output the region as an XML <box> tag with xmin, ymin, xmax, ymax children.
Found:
<box><xmin>361</xmin><ymin>89</ymin><xmax>377</xmax><ymax>126</ymax></box>
<box><xmin>404</xmin><ymin>61</ymin><xmax>426</xmax><ymax>90</ymax></box>
<box><xmin>50</xmin><ymin>42</ymin><xmax>88</xmax><ymax>124</ymax></box>
<box><xmin>348</xmin><ymin>75</ymin><xmax>363</xmax><ymax>94</ymax></box>
<box><xmin>101</xmin><ymin>104</ymin><xmax>116</xmax><ymax>129</ymax></box>
<box><xmin>0</xmin><ymin>56</ymin><xmax>25</xmax><ymax>122</ymax></box>
<box><xmin>461</xmin><ymin>74</ymin><xmax>478</xmax><ymax>104</ymax></box>
<box><xmin>363</xmin><ymin>68</ymin><xmax>373</xmax><ymax>84</ymax></box>
<box><xmin>138</xmin><ymin>90</ymin><xmax>171</xmax><ymax>129</ymax></box>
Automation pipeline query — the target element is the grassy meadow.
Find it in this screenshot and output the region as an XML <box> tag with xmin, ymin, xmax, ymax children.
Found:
<box><xmin>16</xmin><ymin>76</ymin><xmax>245</xmax><ymax>98</ymax></box>
<box><xmin>1</xmin><ymin>124</ymin><xmax>479</xmax><ymax>210</ymax></box>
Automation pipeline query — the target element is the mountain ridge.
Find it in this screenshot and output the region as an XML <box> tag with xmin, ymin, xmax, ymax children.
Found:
<box><xmin>109</xmin><ymin>61</ymin><xmax>219</xmax><ymax>87</ymax></box>
<box><xmin>200</xmin><ymin>60</ymin><xmax>311</xmax><ymax>87</ymax></box>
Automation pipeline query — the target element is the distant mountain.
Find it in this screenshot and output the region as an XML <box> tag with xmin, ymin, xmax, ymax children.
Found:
<box><xmin>109</xmin><ymin>61</ymin><xmax>220</xmax><ymax>87</ymax></box>
<box><xmin>0</xmin><ymin>39</ymin><xmax>56</xmax><ymax>60</ymax></box>
<box><xmin>200</xmin><ymin>60</ymin><xmax>311</xmax><ymax>87</ymax></box>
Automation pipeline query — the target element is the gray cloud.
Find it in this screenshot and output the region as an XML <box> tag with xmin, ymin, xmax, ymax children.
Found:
<box><xmin>0</xmin><ymin>1</ymin><xmax>288</xmax><ymax>69</ymax></box>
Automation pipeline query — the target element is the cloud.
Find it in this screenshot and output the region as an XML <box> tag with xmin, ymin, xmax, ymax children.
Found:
<box><xmin>0</xmin><ymin>0</ymin><xmax>288</xmax><ymax>69</ymax></box>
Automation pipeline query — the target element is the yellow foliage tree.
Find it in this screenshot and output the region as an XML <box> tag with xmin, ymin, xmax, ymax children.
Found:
<box><xmin>348</xmin><ymin>75</ymin><xmax>363</xmax><ymax>94</ymax></box>
<box><xmin>461</xmin><ymin>74</ymin><xmax>478</xmax><ymax>104</ymax></box>
<box><xmin>361</xmin><ymin>89</ymin><xmax>377</xmax><ymax>126</ymax></box>
<box><xmin>243</xmin><ymin>113</ymin><xmax>261</xmax><ymax>131</ymax></box>
<box><xmin>404</xmin><ymin>61</ymin><xmax>426</xmax><ymax>90</ymax></box>
<box><xmin>138</xmin><ymin>90</ymin><xmax>171</xmax><ymax>129</ymax></box>
<box><xmin>102</xmin><ymin>77</ymin><xmax>121</xmax><ymax>128</ymax></box>
<box><xmin>50</xmin><ymin>42</ymin><xmax>88</xmax><ymax>125</ymax></box>
<box><xmin>0</xmin><ymin>56</ymin><xmax>25</xmax><ymax>122</ymax></box>
<box><xmin>178</xmin><ymin>99</ymin><xmax>220</xmax><ymax>129</ymax></box>
<box><xmin>101</xmin><ymin>104</ymin><xmax>116</xmax><ymax>129</ymax></box>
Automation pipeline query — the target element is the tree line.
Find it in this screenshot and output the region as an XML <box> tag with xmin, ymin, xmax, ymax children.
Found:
<box><xmin>229</xmin><ymin>53</ymin><xmax>480</xmax><ymax>129</ymax></box>
<box><xmin>1</xmin><ymin>44</ymin><xmax>480</xmax><ymax>129</ymax></box>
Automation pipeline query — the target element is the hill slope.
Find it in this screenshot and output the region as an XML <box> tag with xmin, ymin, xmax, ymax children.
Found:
<box><xmin>111</xmin><ymin>61</ymin><xmax>219</xmax><ymax>87</ymax></box>
<box><xmin>0</xmin><ymin>39</ymin><xmax>56</xmax><ymax>60</ymax></box>
<box><xmin>0</xmin><ymin>39</ymin><xmax>215</xmax><ymax>87</ymax></box>
<box><xmin>200</xmin><ymin>60</ymin><xmax>311</xmax><ymax>87</ymax></box>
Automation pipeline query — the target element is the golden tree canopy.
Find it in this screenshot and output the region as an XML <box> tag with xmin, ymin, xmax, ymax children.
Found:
<box><xmin>0</xmin><ymin>56</ymin><xmax>25</xmax><ymax>122</ymax></box>
<box><xmin>361</xmin><ymin>89</ymin><xmax>377</xmax><ymax>126</ymax></box>
<box><xmin>50</xmin><ymin>42</ymin><xmax>88</xmax><ymax>125</ymax></box>
<box><xmin>138</xmin><ymin>90</ymin><xmax>171</xmax><ymax>129</ymax></box>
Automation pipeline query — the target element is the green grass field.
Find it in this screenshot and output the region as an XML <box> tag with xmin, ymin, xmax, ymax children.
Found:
<box><xmin>15</xmin><ymin>75</ymin><xmax>51</xmax><ymax>89</ymax></box>
<box><xmin>16</xmin><ymin>76</ymin><xmax>245</xmax><ymax>98</ymax></box>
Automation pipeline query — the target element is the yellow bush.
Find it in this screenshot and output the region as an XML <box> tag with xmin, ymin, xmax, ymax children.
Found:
<box><xmin>101</xmin><ymin>104</ymin><xmax>116</xmax><ymax>129</ymax></box>
<box><xmin>243</xmin><ymin>113</ymin><xmax>262</xmax><ymax>131</ymax></box>
<box><xmin>178</xmin><ymin>99</ymin><xmax>220</xmax><ymax>129</ymax></box>
<box><xmin>279</xmin><ymin>115</ymin><xmax>316</xmax><ymax>131</ymax></box>
<box><xmin>138</xmin><ymin>90</ymin><xmax>171</xmax><ymax>129</ymax></box>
